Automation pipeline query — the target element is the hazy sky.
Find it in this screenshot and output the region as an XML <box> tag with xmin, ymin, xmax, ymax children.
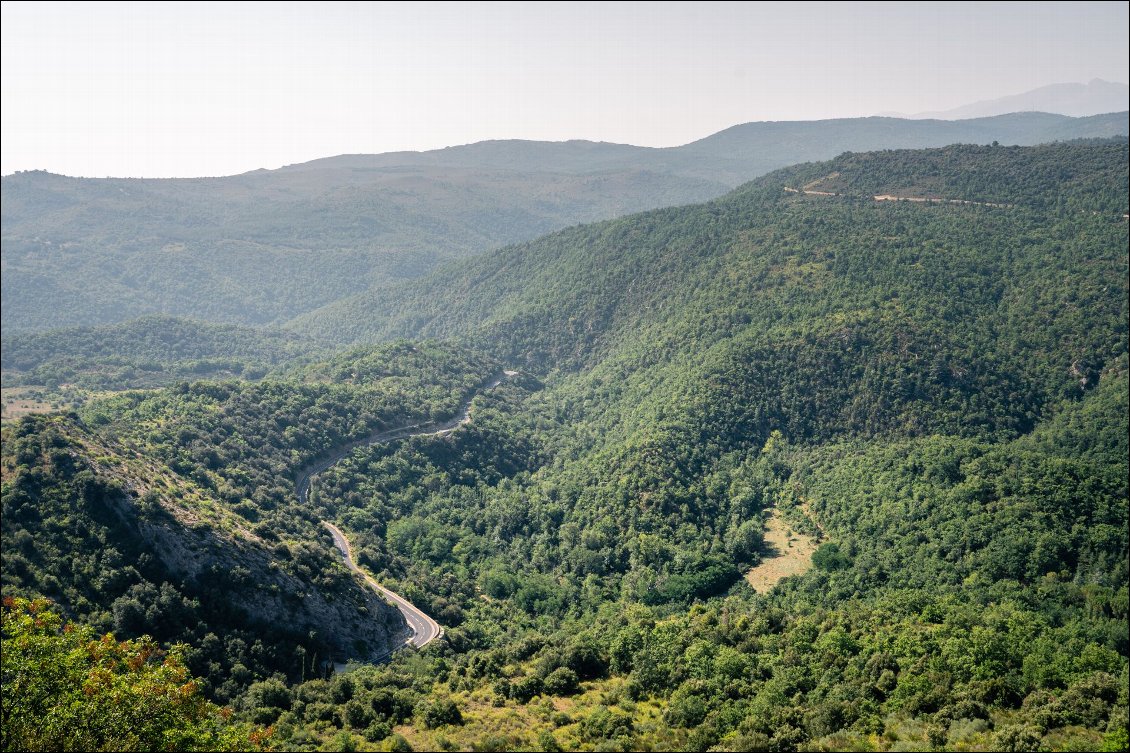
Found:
<box><xmin>2</xmin><ymin>1</ymin><xmax>1127</xmax><ymax>177</ymax></box>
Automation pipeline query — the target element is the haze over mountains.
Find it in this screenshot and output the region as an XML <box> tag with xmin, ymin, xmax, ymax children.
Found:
<box><xmin>2</xmin><ymin>110</ymin><xmax>1126</xmax><ymax>335</ymax></box>
<box><xmin>895</xmin><ymin>78</ymin><xmax>1129</xmax><ymax>120</ymax></box>
<box><xmin>3</xmin><ymin>0</ymin><xmax>1129</xmax><ymax>745</ymax></box>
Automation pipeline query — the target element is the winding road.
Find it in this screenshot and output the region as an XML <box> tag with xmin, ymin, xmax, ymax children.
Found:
<box><xmin>303</xmin><ymin>370</ymin><xmax>516</xmax><ymax>655</ymax></box>
<box><xmin>323</xmin><ymin>521</ymin><xmax>442</xmax><ymax>649</ymax></box>
<box><xmin>784</xmin><ymin>185</ymin><xmax>1013</xmax><ymax>209</ymax></box>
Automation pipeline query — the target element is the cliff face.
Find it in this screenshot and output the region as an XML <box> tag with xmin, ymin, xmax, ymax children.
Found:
<box><xmin>114</xmin><ymin>494</ymin><xmax>403</xmax><ymax>664</ymax></box>
<box><xmin>1</xmin><ymin>414</ymin><xmax>402</xmax><ymax>665</ymax></box>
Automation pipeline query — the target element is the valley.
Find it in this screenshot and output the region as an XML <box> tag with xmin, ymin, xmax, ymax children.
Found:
<box><xmin>3</xmin><ymin>113</ymin><xmax>1125</xmax><ymax>338</ymax></box>
<box><xmin>323</xmin><ymin>521</ymin><xmax>441</xmax><ymax>653</ymax></box>
<box><xmin>3</xmin><ymin>140</ymin><xmax>1128</xmax><ymax>752</ymax></box>
<box><xmin>302</xmin><ymin>371</ymin><xmax>519</xmax><ymax>658</ymax></box>
<box><xmin>4</xmin><ymin>4</ymin><xmax>1128</xmax><ymax>750</ymax></box>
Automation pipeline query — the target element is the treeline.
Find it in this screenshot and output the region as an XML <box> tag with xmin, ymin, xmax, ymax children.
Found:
<box><xmin>291</xmin><ymin>143</ymin><xmax>1128</xmax><ymax>389</ymax></box>
<box><xmin>1</xmin><ymin>314</ymin><xmax>325</xmax><ymax>389</ymax></box>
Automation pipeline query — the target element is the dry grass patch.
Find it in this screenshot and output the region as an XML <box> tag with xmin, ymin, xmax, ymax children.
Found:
<box><xmin>745</xmin><ymin>506</ymin><xmax>820</xmax><ymax>593</ymax></box>
<box><xmin>1</xmin><ymin>386</ymin><xmax>58</xmax><ymax>420</ymax></box>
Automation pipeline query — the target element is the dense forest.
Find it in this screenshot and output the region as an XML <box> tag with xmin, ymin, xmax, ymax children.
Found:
<box><xmin>3</xmin><ymin>112</ymin><xmax>1124</xmax><ymax>334</ymax></box>
<box><xmin>1</xmin><ymin>315</ymin><xmax>325</xmax><ymax>390</ymax></box>
<box><xmin>2</xmin><ymin>141</ymin><xmax>1127</xmax><ymax>751</ymax></box>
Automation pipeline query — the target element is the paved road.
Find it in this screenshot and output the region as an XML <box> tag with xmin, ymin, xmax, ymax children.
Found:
<box><xmin>305</xmin><ymin>370</ymin><xmax>516</xmax><ymax>654</ymax></box>
<box><xmin>296</xmin><ymin>370</ymin><xmax>516</xmax><ymax>508</ymax></box>
<box><xmin>785</xmin><ymin>185</ymin><xmax>1012</xmax><ymax>208</ymax></box>
<box><xmin>323</xmin><ymin>521</ymin><xmax>442</xmax><ymax>649</ymax></box>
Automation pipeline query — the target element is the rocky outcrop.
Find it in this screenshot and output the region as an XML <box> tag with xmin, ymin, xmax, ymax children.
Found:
<box><xmin>74</xmin><ymin>422</ymin><xmax>404</xmax><ymax>664</ymax></box>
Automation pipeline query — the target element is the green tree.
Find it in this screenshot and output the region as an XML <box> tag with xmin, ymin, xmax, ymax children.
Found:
<box><xmin>1</xmin><ymin>597</ymin><xmax>259</xmax><ymax>751</ymax></box>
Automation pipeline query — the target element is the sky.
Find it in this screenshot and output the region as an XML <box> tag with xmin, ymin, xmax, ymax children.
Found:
<box><xmin>2</xmin><ymin>1</ymin><xmax>1127</xmax><ymax>178</ymax></box>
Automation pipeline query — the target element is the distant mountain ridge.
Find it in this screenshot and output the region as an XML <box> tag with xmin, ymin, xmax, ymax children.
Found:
<box><xmin>3</xmin><ymin>111</ymin><xmax>1127</xmax><ymax>334</ymax></box>
<box><xmin>273</xmin><ymin>111</ymin><xmax>1129</xmax><ymax>186</ymax></box>
<box><xmin>891</xmin><ymin>79</ymin><xmax>1129</xmax><ymax>120</ymax></box>
<box><xmin>289</xmin><ymin>139</ymin><xmax>1130</xmax><ymax>353</ymax></box>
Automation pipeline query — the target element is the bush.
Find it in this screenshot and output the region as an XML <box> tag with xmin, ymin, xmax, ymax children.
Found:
<box><xmin>990</xmin><ymin>724</ymin><xmax>1043</xmax><ymax>752</ymax></box>
<box><xmin>543</xmin><ymin>667</ymin><xmax>580</xmax><ymax>696</ymax></box>
<box><xmin>364</xmin><ymin>720</ymin><xmax>392</xmax><ymax>743</ymax></box>
<box><xmin>538</xmin><ymin>729</ymin><xmax>564</xmax><ymax>752</ymax></box>
<box><xmin>420</xmin><ymin>697</ymin><xmax>463</xmax><ymax>728</ymax></box>
<box><xmin>1</xmin><ymin>597</ymin><xmax>258</xmax><ymax>751</ymax></box>
<box><xmin>384</xmin><ymin>733</ymin><xmax>413</xmax><ymax>752</ymax></box>
<box><xmin>812</xmin><ymin>542</ymin><xmax>852</xmax><ymax>571</ymax></box>
<box><xmin>511</xmin><ymin>675</ymin><xmax>544</xmax><ymax>703</ymax></box>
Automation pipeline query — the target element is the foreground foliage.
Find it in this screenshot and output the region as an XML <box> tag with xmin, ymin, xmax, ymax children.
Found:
<box><xmin>0</xmin><ymin>597</ymin><xmax>261</xmax><ymax>751</ymax></box>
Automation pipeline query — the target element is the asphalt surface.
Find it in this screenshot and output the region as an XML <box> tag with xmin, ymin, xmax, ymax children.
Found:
<box><xmin>305</xmin><ymin>370</ymin><xmax>516</xmax><ymax>655</ymax></box>
<box><xmin>323</xmin><ymin>521</ymin><xmax>442</xmax><ymax>649</ymax></box>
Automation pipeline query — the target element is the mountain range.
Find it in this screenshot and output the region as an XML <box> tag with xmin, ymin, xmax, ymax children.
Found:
<box><xmin>896</xmin><ymin>78</ymin><xmax>1129</xmax><ymax>120</ymax></box>
<box><xmin>3</xmin><ymin>110</ymin><xmax>1126</xmax><ymax>334</ymax></box>
<box><xmin>4</xmin><ymin>137</ymin><xmax>1126</xmax><ymax>751</ymax></box>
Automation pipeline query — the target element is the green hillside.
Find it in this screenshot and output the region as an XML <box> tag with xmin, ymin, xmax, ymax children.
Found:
<box><xmin>3</xmin><ymin>142</ymin><xmax>1126</xmax><ymax>751</ymax></box>
<box><xmin>279</xmin><ymin>141</ymin><xmax>1127</xmax><ymax>748</ymax></box>
<box><xmin>3</xmin><ymin>343</ymin><xmax>497</xmax><ymax>689</ymax></box>
<box><xmin>3</xmin><ymin>112</ymin><xmax>1124</xmax><ymax>334</ymax></box>
<box><xmin>1</xmin><ymin>315</ymin><xmax>326</xmax><ymax>390</ymax></box>
<box><xmin>0</xmin><ymin>412</ymin><xmax>404</xmax><ymax>703</ymax></box>
<box><xmin>293</xmin><ymin>141</ymin><xmax>1129</xmax><ymax>376</ymax></box>
<box><xmin>1</xmin><ymin>166</ymin><xmax>726</xmax><ymax>333</ymax></box>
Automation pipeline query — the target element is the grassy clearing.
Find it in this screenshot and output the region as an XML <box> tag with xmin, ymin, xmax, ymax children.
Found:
<box><xmin>1</xmin><ymin>385</ymin><xmax>63</xmax><ymax>421</ymax></box>
<box><xmin>744</xmin><ymin>506</ymin><xmax>820</xmax><ymax>593</ymax></box>
<box><xmin>1</xmin><ymin>384</ymin><xmax>156</xmax><ymax>422</ymax></box>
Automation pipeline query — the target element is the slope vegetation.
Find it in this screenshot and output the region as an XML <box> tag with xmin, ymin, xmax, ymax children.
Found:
<box><xmin>1</xmin><ymin>413</ymin><xmax>402</xmax><ymax>701</ymax></box>
<box><xmin>3</xmin><ymin>142</ymin><xmax>1126</xmax><ymax>751</ymax></box>
<box><xmin>268</xmin><ymin>142</ymin><xmax>1127</xmax><ymax>749</ymax></box>
<box><xmin>1</xmin><ymin>315</ymin><xmax>324</xmax><ymax>390</ymax></box>
<box><xmin>3</xmin><ymin>112</ymin><xmax>1124</xmax><ymax>333</ymax></box>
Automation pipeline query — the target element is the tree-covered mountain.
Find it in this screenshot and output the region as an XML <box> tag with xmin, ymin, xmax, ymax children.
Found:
<box><xmin>1</xmin><ymin>315</ymin><xmax>326</xmax><ymax>390</ymax></box>
<box><xmin>3</xmin><ymin>111</ymin><xmax>1125</xmax><ymax>334</ymax></box>
<box><xmin>2</xmin><ymin>342</ymin><xmax>499</xmax><ymax>697</ymax></box>
<box><xmin>3</xmin><ymin>142</ymin><xmax>1126</xmax><ymax>750</ymax></box>
<box><xmin>272</xmin><ymin>141</ymin><xmax>1124</xmax><ymax>748</ymax></box>
<box><xmin>0</xmin><ymin>412</ymin><xmax>404</xmax><ymax>702</ymax></box>
<box><xmin>292</xmin><ymin>139</ymin><xmax>1129</xmax><ymax>363</ymax></box>
<box><xmin>0</xmin><ymin>165</ymin><xmax>726</xmax><ymax>334</ymax></box>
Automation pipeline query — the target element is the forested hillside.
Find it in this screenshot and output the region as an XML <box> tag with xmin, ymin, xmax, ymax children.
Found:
<box><xmin>1</xmin><ymin>315</ymin><xmax>324</xmax><ymax>390</ymax></box>
<box><xmin>0</xmin><ymin>165</ymin><xmax>726</xmax><ymax>333</ymax></box>
<box><xmin>294</xmin><ymin>140</ymin><xmax>1128</xmax><ymax>371</ymax></box>
<box><xmin>2</xmin><ymin>142</ymin><xmax>1126</xmax><ymax>751</ymax></box>
<box><xmin>2</xmin><ymin>343</ymin><xmax>497</xmax><ymax>695</ymax></box>
<box><xmin>3</xmin><ymin>112</ymin><xmax>1124</xmax><ymax>334</ymax></box>
<box><xmin>1</xmin><ymin>412</ymin><xmax>404</xmax><ymax>702</ymax></box>
<box><xmin>280</xmin><ymin>140</ymin><xmax>1130</xmax><ymax>749</ymax></box>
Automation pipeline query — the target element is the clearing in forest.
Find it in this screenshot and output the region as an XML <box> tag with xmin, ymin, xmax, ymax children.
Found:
<box><xmin>745</xmin><ymin>506</ymin><xmax>820</xmax><ymax>593</ymax></box>
<box><xmin>1</xmin><ymin>386</ymin><xmax>58</xmax><ymax>421</ymax></box>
